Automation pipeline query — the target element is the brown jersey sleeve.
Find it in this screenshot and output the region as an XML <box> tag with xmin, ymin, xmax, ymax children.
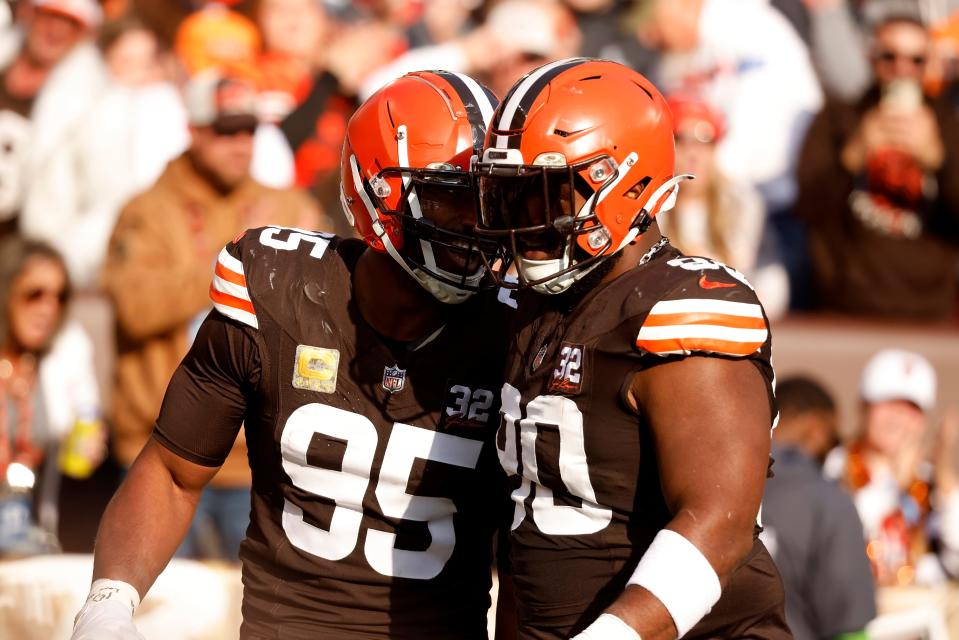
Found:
<box><xmin>151</xmin><ymin>310</ymin><xmax>261</xmax><ymax>466</ymax></box>
<box><xmin>634</xmin><ymin>263</ymin><xmax>770</xmax><ymax>360</ymax></box>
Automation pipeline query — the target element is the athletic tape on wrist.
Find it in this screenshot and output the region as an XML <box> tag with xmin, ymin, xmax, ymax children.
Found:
<box><xmin>87</xmin><ymin>579</ymin><xmax>141</xmax><ymax>614</ymax></box>
<box><xmin>627</xmin><ymin>529</ymin><xmax>721</xmax><ymax>637</ymax></box>
<box><xmin>576</xmin><ymin>613</ymin><xmax>642</xmax><ymax>640</ymax></box>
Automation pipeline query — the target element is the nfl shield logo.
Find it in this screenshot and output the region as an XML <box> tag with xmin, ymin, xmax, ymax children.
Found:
<box><xmin>382</xmin><ymin>364</ymin><xmax>406</xmax><ymax>393</ymax></box>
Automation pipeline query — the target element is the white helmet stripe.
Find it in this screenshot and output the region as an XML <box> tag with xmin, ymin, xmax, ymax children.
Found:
<box><xmin>394</xmin><ymin>123</ymin><xmax>438</xmax><ymax>271</ymax></box>
<box><xmin>349</xmin><ymin>153</ymin><xmax>380</xmax><ymax>228</ymax></box>
<box><xmin>451</xmin><ymin>72</ymin><xmax>496</xmax><ymax>126</ymax></box>
<box><xmin>396</xmin><ymin>124</ymin><xmax>411</xmax><ymax>189</ymax></box>
<box><xmin>495</xmin><ymin>58</ymin><xmax>585</xmax><ymax>149</ymax></box>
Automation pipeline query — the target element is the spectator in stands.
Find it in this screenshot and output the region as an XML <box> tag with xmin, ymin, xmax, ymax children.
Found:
<box><xmin>358</xmin><ymin>0</ymin><xmax>581</xmax><ymax>100</ymax></box>
<box><xmin>403</xmin><ymin>0</ymin><xmax>478</xmax><ymax>49</ymax></box>
<box><xmin>661</xmin><ymin>94</ymin><xmax>789</xmax><ymax>319</ymax></box>
<box><xmin>20</xmin><ymin>14</ymin><xmax>188</xmax><ymax>290</ymax></box>
<box><xmin>102</xmin><ymin>71</ymin><xmax>324</xmax><ymax>560</ymax></box>
<box><xmin>174</xmin><ymin>2</ymin><xmax>260</xmax><ymax>77</ymax></box>
<box><xmin>800</xmin><ymin>0</ymin><xmax>872</xmax><ymax>101</ymax></box>
<box><xmin>253</xmin><ymin>0</ymin><xmax>329</xmax><ymax>124</ymax></box>
<box><xmin>565</xmin><ymin>0</ymin><xmax>658</xmax><ymax>76</ymax></box>
<box><xmin>930</xmin><ymin>10</ymin><xmax>959</xmax><ymax>116</ymax></box>
<box><xmin>795</xmin><ymin>12</ymin><xmax>959</xmax><ymax>321</ymax></box>
<box><xmin>642</xmin><ymin>0</ymin><xmax>822</xmax><ymax>214</ymax></box>
<box><xmin>480</xmin><ymin>0</ymin><xmax>581</xmax><ymax>98</ymax></box>
<box><xmin>0</xmin><ymin>235</ymin><xmax>103</xmax><ymax>554</ymax></box>
<box><xmin>174</xmin><ymin>3</ymin><xmax>296</xmax><ymax>189</ymax></box>
<box><xmin>762</xmin><ymin>377</ymin><xmax>876</xmax><ymax>640</ymax></box>
<box><xmin>642</xmin><ymin>0</ymin><xmax>822</xmax><ymax>309</ymax></box>
<box><xmin>0</xmin><ymin>0</ymin><xmax>101</xmax><ymax>237</ymax></box>
<box><xmin>126</xmin><ymin>0</ymin><xmax>199</xmax><ymax>47</ymax></box>
<box><xmin>260</xmin><ymin>0</ymin><xmax>371</xmax><ymax>228</ymax></box>
<box><xmin>825</xmin><ymin>349</ymin><xmax>959</xmax><ymax>586</ymax></box>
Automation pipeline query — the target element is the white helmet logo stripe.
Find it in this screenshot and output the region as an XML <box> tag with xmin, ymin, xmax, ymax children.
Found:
<box><xmin>451</xmin><ymin>72</ymin><xmax>496</xmax><ymax>126</ymax></box>
<box><xmin>495</xmin><ymin>58</ymin><xmax>585</xmax><ymax>149</ymax></box>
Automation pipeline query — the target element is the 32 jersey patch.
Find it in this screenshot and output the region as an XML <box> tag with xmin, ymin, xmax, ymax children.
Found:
<box><xmin>440</xmin><ymin>381</ymin><xmax>499</xmax><ymax>432</ymax></box>
<box><xmin>548</xmin><ymin>343</ymin><xmax>584</xmax><ymax>394</ymax></box>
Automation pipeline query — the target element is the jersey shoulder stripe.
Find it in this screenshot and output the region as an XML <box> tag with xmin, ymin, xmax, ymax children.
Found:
<box><xmin>211</xmin><ymin>246</ymin><xmax>258</xmax><ymax>329</ymax></box>
<box><xmin>637</xmin><ymin>298</ymin><xmax>768</xmax><ymax>357</ymax></box>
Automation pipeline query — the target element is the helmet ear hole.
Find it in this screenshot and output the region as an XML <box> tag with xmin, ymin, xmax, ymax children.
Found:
<box><xmin>573</xmin><ymin>173</ymin><xmax>594</xmax><ymax>201</ymax></box>
<box><xmin>624</xmin><ymin>177</ymin><xmax>651</xmax><ymax>200</ymax></box>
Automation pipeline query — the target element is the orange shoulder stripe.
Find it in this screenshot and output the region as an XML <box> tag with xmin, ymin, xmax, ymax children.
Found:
<box><xmin>209</xmin><ymin>284</ymin><xmax>255</xmax><ymax>315</ymax></box>
<box><xmin>215</xmin><ymin>261</ymin><xmax>247</xmax><ymax>287</ymax></box>
<box><xmin>642</xmin><ymin>312</ymin><xmax>767</xmax><ymax>331</ymax></box>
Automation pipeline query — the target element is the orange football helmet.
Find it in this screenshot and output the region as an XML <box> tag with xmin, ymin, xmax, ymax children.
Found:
<box><xmin>475</xmin><ymin>58</ymin><xmax>688</xmax><ymax>294</ymax></box>
<box><xmin>340</xmin><ymin>71</ymin><xmax>500</xmax><ymax>303</ymax></box>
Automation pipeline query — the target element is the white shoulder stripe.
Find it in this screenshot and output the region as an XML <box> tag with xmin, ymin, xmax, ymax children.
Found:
<box><xmin>212</xmin><ymin>274</ymin><xmax>250</xmax><ymax>301</ymax></box>
<box><xmin>648</xmin><ymin>298</ymin><xmax>764</xmax><ymax>318</ymax></box>
<box><xmin>213</xmin><ymin>303</ymin><xmax>258</xmax><ymax>330</ymax></box>
<box><xmin>217</xmin><ymin>246</ymin><xmax>244</xmax><ymax>276</ymax></box>
<box><xmin>637</xmin><ymin>324</ymin><xmax>769</xmax><ymax>344</ymax></box>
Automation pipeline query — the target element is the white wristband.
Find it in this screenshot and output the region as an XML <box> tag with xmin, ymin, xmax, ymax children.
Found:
<box><xmin>73</xmin><ymin>579</ymin><xmax>144</xmax><ymax>640</ymax></box>
<box><xmin>571</xmin><ymin>613</ymin><xmax>641</xmax><ymax>640</ymax></box>
<box><xmin>627</xmin><ymin>529</ymin><xmax>721</xmax><ymax>637</ymax></box>
<box><xmin>85</xmin><ymin>579</ymin><xmax>141</xmax><ymax>614</ymax></box>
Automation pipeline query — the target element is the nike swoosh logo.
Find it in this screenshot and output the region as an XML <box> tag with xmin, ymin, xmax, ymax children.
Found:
<box><xmin>699</xmin><ymin>274</ymin><xmax>737</xmax><ymax>289</ymax></box>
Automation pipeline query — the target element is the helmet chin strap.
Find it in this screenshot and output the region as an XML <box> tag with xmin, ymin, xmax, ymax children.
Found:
<box><xmin>519</xmin><ymin>256</ymin><xmax>606</xmax><ymax>295</ymax></box>
<box><xmin>637</xmin><ymin>174</ymin><xmax>693</xmax><ymax>224</ymax></box>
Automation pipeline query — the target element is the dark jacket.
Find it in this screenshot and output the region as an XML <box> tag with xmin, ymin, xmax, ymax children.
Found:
<box><xmin>104</xmin><ymin>154</ymin><xmax>320</xmax><ymax>485</ymax></box>
<box><xmin>795</xmin><ymin>86</ymin><xmax>959</xmax><ymax>320</ymax></box>
<box><xmin>763</xmin><ymin>447</ymin><xmax>876</xmax><ymax>640</ymax></box>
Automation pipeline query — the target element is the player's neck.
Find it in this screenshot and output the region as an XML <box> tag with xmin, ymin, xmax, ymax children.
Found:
<box><xmin>353</xmin><ymin>248</ymin><xmax>447</xmax><ymax>342</ymax></box>
<box><xmin>599</xmin><ymin>223</ymin><xmax>664</xmax><ymax>287</ymax></box>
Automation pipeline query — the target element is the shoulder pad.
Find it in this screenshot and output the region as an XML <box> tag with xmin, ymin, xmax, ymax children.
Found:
<box><xmin>636</xmin><ymin>256</ymin><xmax>769</xmax><ymax>358</ymax></box>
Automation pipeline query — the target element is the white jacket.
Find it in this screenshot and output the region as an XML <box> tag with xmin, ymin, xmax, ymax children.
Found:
<box><xmin>38</xmin><ymin>320</ymin><xmax>100</xmax><ymax>440</ymax></box>
<box><xmin>657</xmin><ymin>0</ymin><xmax>823</xmax><ymax>209</ymax></box>
<box><xmin>18</xmin><ymin>42</ymin><xmax>190</xmax><ymax>289</ymax></box>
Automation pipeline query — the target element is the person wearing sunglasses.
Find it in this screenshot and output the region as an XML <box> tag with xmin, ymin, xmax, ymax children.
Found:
<box><xmin>796</xmin><ymin>10</ymin><xmax>959</xmax><ymax>321</ymax></box>
<box><xmin>0</xmin><ymin>235</ymin><xmax>103</xmax><ymax>554</ymax></box>
<box><xmin>100</xmin><ymin>69</ymin><xmax>325</xmax><ymax>564</ymax></box>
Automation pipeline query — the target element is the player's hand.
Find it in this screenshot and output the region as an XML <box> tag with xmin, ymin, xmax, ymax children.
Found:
<box><xmin>72</xmin><ymin>580</ymin><xmax>144</xmax><ymax>640</ymax></box>
<box><xmin>893</xmin><ymin>106</ymin><xmax>944</xmax><ymax>170</ymax></box>
<box><xmin>570</xmin><ymin>613</ymin><xmax>641</xmax><ymax>640</ymax></box>
<box><xmin>72</xmin><ymin>600</ymin><xmax>144</xmax><ymax>640</ymax></box>
<box><xmin>842</xmin><ymin>108</ymin><xmax>885</xmax><ymax>173</ymax></box>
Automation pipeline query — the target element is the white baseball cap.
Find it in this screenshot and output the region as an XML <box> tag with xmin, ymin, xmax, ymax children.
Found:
<box><xmin>185</xmin><ymin>69</ymin><xmax>259</xmax><ymax>132</ymax></box>
<box><xmin>32</xmin><ymin>0</ymin><xmax>102</xmax><ymax>29</ymax></box>
<box><xmin>860</xmin><ymin>348</ymin><xmax>937</xmax><ymax>412</ymax></box>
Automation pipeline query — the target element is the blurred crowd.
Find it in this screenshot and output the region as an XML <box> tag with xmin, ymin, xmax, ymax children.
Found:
<box><xmin>0</xmin><ymin>0</ymin><xmax>958</xmax><ymax>637</ymax></box>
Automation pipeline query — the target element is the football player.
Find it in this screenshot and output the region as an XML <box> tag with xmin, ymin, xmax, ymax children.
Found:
<box><xmin>474</xmin><ymin>58</ymin><xmax>791</xmax><ymax>639</ymax></box>
<box><xmin>71</xmin><ymin>71</ymin><xmax>514</xmax><ymax>640</ymax></box>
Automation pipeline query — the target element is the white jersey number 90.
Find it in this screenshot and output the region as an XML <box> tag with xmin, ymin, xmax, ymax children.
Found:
<box><xmin>497</xmin><ymin>384</ymin><xmax>612</xmax><ymax>536</ymax></box>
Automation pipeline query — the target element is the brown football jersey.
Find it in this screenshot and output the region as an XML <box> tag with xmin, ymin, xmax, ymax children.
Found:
<box><xmin>152</xmin><ymin>226</ymin><xmax>514</xmax><ymax>639</ymax></box>
<box><xmin>497</xmin><ymin>240</ymin><xmax>789</xmax><ymax>639</ymax></box>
